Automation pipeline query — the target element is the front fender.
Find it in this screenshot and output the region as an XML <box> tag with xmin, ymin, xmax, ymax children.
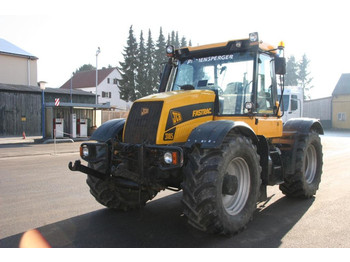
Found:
<box><xmin>184</xmin><ymin>120</ymin><xmax>258</xmax><ymax>149</ymax></box>
<box><xmin>91</xmin><ymin>118</ymin><xmax>126</xmax><ymax>142</ymax></box>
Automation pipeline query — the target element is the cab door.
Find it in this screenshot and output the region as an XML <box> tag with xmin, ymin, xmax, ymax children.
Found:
<box><xmin>256</xmin><ymin>53</ymin><xmax>283</xmax><ymax>137</ymax></box>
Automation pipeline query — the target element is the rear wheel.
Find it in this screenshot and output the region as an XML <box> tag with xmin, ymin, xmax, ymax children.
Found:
<box><xmin>182</xmin><ymin>134</ymin><xmax>261</xmax><ymax>235</ymax></box>
<box><xmin>280</xmin><ymin>132</ymin><xmax>323</xmax><ymax>198</ymax></box>
<box><xmin>86</xmin><ymin>163</ymin><xmax>157</xmax><ymax>211</ymax></box>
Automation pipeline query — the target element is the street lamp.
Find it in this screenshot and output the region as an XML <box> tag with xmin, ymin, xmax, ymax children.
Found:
<box><xmin>70</xmin><ymin>72</ymin><xmax>74</xmax><ymax>104</ymax></box>
<box><xmin>96</xmin><ymin>47</ymin><xmax>101</xmax><ymax>104</ymax></box>
<box><xmin>38</xmin><ymin>81</ymin><xmax>47</xmax><ymax>138</ymax></box>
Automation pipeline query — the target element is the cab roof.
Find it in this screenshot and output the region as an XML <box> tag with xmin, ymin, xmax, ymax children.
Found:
<box><xmin>175</xmin><ymin>36</ymin><xmax>277</xmax><ymax>60</ymax></box>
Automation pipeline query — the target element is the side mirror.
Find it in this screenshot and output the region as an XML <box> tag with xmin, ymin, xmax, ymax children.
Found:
<box><xmin>275</xmin><ymin>57</ymin><xmax>286</xmax><ymax>75</ymax></box>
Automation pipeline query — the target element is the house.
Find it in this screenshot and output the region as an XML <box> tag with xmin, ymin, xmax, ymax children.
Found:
<box><xmin>332</xmin><ymin>73</ymin><xmax>350</xmax><ymax>129</ymax></box>
<box><xmin>303</xmin><ymin>97</ymin><xmax>332</xmax><ymax>129</ymax></box>
<box><xmin>0</xmin><ymin>83</ymin><xmax>110</xmax><ymax>137</ymax></box>
<box><xmin>0</xmin><ymin>38</ymin><xmax>110</xmax><ymax>137</ymax></box>
<box><xmin>60</xmin><ymin>67</ymin><xmax>131</xmax><ymax>110</ymax></box>
<box><xmin>0</xmin><ymin>38</ymin><xmax>38</xmax><ymax>86</ymax></box>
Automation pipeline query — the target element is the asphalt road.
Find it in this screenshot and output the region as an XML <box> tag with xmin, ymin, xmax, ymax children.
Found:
<box><xmin>0</xmin><ymin>131</ymin><xmax>350</xmax><ymax>248</ymax></box>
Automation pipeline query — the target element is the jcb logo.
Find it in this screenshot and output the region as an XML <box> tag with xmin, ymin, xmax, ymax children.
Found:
<box><xmin>171</xmin><ymin>110</ymin><xmax>183</xmax><ymax>125</ymax></box>
<box><xmin>141</xmin><ymin>107</ymin><xmax>149</xmax><ymax>116</ymax></box>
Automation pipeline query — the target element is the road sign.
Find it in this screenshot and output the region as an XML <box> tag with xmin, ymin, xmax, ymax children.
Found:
<box><xmin>55</xmin><ymin>98</ymin><xmax>60</xmax><ymax>107</ymax></box>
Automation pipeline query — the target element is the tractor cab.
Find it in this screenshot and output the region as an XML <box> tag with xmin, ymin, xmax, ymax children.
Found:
<box><xmin>161</xmin><ymin>32</ymin><xmax>286</xmax><ymax>118</ymax></box>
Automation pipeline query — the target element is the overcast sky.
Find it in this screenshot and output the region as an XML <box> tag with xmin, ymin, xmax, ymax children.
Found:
<box><xmin>1</xmin><ymin>0</ymin><xmax>349</xmax><ymax>99</ymax></box>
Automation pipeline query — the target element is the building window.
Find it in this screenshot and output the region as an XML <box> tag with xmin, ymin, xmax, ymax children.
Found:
<box><xmin>102</xmin><ymin>91</ymin><xmax>112</xmax><ymax>98</ymax></box>
<box><xmin>338</xmin><ymin>112</ymin><xmax>346</xmax><ymax>121</ymax></box>
<box><xmin>113</xmin><ymin>78</ymin><xmax>118</xmax><ymax>85</ymax></box>
<box><xmin>107</xmin><ymin>78</ymin><xmax>110</xmax><ymax>84</ymax></box>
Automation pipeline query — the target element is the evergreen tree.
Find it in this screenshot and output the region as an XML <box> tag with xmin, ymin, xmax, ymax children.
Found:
<box><xmin>118</xmin><ymin>25</ymin><xmax>139</xmax><ymax>102</ymax></box>
<box><xmin>180</xmin><ymin>36</ymin><xmax>187</xmax><ymax>47</ymax></box>
<box><xmin>154</xmin><ymin>27</ymin><xmax>167</xmax><ymax>86</ymax></box>
<box><xmin>168</xmin><ymin>31</ymin><xmax>180</xmax><ymax>48</ymax></box>
<box><xmin>171</xmin><ymin>31</ymin><xmax>175</xmax><ymax>46</ymax></box>
<box><xmin>298</xmin><ymin>54</ymin><xmax>313</xmax><ymax>100</ymax></box>
<box><xmin>167</xmin><ymin>33</ymin><xmax>171</xmax><ymax>46</ymax></box>
<box><xmin>145</xmin><ymin>29</ymin><xmax>158</xmax><ymax>93</ymax></box>
<box><xmin>118</xmin><ymin>26</ymin><xmax>191</xmax><ymax>99</ymax></box>
<box><xmin>136</xmin><ymin>31</ymin><xmax>149</xmax><ymax>97</ymax></box>
<box><xmin>175</xmin><ymin>31</ymin><xmax>180</xmax><ymax>48</ymax></box>
<box><xmin>285</xmin><ymin>55</ymin><xmax>299</xmax><ymax>86</ymax></box>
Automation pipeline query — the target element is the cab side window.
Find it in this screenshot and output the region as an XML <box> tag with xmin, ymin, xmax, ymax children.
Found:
<box><xmin>257</xmin><ymin>54</ymin><xmax>274</xmax><ymax>113</ymax></box>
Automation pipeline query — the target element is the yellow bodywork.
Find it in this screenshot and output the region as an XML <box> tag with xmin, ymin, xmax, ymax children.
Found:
<box><xmin>214</xmin><ymin>116</ymin><xmax>283</xmax><ymax>138</ymax></box>
<box><xmin>136</xmin><ymin>90</ymin><xmax>216</xmax><ymax>144</ymax></box>
<box><xmin>133</xmin><ymin>90</ymin><xmax>283</xmax><ymax>145</ymax></box>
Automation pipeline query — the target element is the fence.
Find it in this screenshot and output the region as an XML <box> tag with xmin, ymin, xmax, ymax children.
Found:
<box><xmin>101</xmin><ymin>110</ymin><xmax>129</xmax><ymax>124</ymax></box>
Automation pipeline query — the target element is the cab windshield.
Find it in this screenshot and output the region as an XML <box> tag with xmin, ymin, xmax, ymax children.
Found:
<box><xmin>169</xmin><ymin>51</ymin><xmax>275</xmax><ymax>116</ymax></box>
<box><xmin>170</xmin><ymin>52</ymin><xmax>255</xmax><ymax>115</ymax></box>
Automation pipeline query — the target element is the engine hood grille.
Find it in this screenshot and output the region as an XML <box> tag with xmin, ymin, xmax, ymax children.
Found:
<box><xmin>124</xmin><ymin>101</ymin><xmax>164</xmax><ymax>144</ymax></box>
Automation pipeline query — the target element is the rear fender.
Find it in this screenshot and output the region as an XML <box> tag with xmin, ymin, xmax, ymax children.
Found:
<box><xmin>283</xmin><ymin>118</ymin><xmax>324</xmax><ymax>135</ymax></box>
<box><xmin>275</xmin><ymin>118</ymin><xmax>324</xmax><ymax>175</ymax></box>
<box><xmin>184</xmin><ymin>120</ymin><xmax>258</xmax><ymax>149</ymax></box>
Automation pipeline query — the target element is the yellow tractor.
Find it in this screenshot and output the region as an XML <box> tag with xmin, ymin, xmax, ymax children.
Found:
<box><xmin>69</xmin><ymin>32</ymin><xmax>323</xmax><ymax>235</ymax></box>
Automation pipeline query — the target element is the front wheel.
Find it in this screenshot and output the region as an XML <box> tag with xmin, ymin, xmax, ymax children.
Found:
<box><xmin>182</xmin><ymin>134</ymin><xmax>261</xmax><ymax>235</ymax></box>
<box><xmin>86</xmin><ymin>163</ymin><xmax>157</xmax><ymax>211</ymax></box>
<box><xmin>280</xmin><ymin>132</ymin><xmax>323</xmax><ymax>198</ymax></box>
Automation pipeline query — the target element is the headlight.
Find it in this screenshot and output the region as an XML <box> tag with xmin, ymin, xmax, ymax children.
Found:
<box><xmin>245</xmin><ymin>102</ymin><xmax>253</xmax><ymax>110</ymax></box>
<box><xmin>166</xmin><ymin>45</ymin><xmax>175</xmax><ymax>57</ymax></box>
<box><xmin>82</xmin><ymin>147</ymin><xmax>89</xmax><ymax>157</ymax></box>
<box><xmin>164</xmin><ymin>152</ymin><xmax>173</xmax><ymax>164</ymax></box>
<box><xmin>249</xmin><ymin>32</ymin><xmax>259</xmax><ymax>42</ymax></box>
<box><xmin>81</xmin><ymin>146</ymin><xmax>89</xmax><ymax>158</ymax></box>
<box><xmin>79</xmin><ymin>142</ymin><xmax>108</xmax><ymax>163</ymax></box>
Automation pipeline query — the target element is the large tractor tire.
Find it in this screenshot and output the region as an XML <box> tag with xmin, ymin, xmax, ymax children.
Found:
<box><xmin>86</xmin><ymin>163</ymin><xmax>157</xmax><ymax>211</ymax></box>
<box><xmin>182</xmin><ymin>134</ymin><xmax>261</xmax><ymax>235</ymax></box>
<box><xmin>280</xmin><ymin>132</ymin><xmax>323</xmax><ymax>198</ymax></box>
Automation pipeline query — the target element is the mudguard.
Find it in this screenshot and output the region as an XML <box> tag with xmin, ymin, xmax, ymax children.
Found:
<box><xmin>90</xmin><ymin>118</ymin><xmax>126</xmax><ymax>142</ymax></box>
<box><xmin>184</xmin><ymin>120</ymin><xmax>258</xmax><ymax>149</ymax></box>
<box><xmin>275</xmin><ymin>118</ymin><xmax>323</xmax><ymax>175</ymax></box>
<box><xmin>283</xmin><ymin>118</ymin><xmax>324</xmax><ymax>135</ymax></box>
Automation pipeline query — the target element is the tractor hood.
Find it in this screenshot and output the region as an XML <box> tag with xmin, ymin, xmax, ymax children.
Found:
<box><xmin>123</xmin><ymin>90</ymin><xmax>216</xmax><ymax>144</ymax></box>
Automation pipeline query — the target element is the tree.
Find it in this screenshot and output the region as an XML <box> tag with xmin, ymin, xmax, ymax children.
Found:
<box><xmin>180</xmin><ymin>36</ymin><xmax>187</xmax><ymax>48</ymax></box>
<box><xmin>175</xmin><ymin>31</ymin><xmax>180</xmax><ymax>48</ymax></box>
<box><xmin>136</xmin><ymin>31</ymin><xmax>149</xmax><ymax>97</ymax></box>
<box><xmin>153</xmin><ymin>27</ymin><xmax>167</xmax><ymax>86</ymax></box>
<box><xmin>285</xmin><ymin>55</ymin><xmax>298</xmax><ymax>86</ymax></box>
<box><xmin>74</xmin><ymin>64</ymin><xmax>95</xmax><ymax>74</ymax></box>
<box><xmin>118</xmin><ymin>25</ymin><xmax>139</xmax><ymax>102</ymax></box>
<box><xmin>145</xmin><ymin>29</ymin><xmax>158</xmax><ymax>93</ymax></box>
<box><xmin>298</xmin><ymin>54</ymin><xmax>313</xmax><ymax>100</ymax></box>
<box><xmin>168</xmin><ymin>31</ymin><xmax>181</xmax><ymax>48</ymax></box>
<box><xmin>118</xmin><ymin>26</ymin><xmax>191</xmax><ymax>102</ymax></box>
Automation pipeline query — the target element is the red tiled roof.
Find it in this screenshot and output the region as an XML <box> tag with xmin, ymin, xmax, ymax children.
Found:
<box><xmin>60</xmin><ymin>68</ymin><xmax>116</xmax><ymax>89</ymax></box>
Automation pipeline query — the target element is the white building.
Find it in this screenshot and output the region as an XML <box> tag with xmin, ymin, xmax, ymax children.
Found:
<box><xmin>60</xmin><ymin>67</ymin><xmax>131</xmax><ymax>110</ymax></box>
<box><xmin>0</xmin><ymin>38</ymin><xmax>38</xmax><ymax>86</ymax></box>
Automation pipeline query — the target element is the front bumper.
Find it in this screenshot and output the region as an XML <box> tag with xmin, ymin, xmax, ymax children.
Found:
<box><xmin>69</xmin><ymin>141</ymin><xmax>184</xmax><ymax>181</ymax></box>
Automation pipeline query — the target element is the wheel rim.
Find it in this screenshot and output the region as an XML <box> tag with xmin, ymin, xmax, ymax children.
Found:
<box><xmin>222</xmin><ymin>157</ymin><xmax>250</xmax><ymax>215</ymax></box>
<box><xmin>305</xmin><ymin>144</ymin><xmax>317</xmax><ymax>184</ymax></box>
